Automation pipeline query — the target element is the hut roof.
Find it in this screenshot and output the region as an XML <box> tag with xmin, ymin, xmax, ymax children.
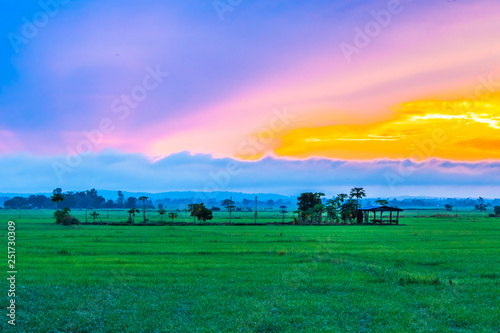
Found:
<box><xmin>358</xmin><ymin>205</ymin><xmax>403</xmax><ymax>212</ymax></box>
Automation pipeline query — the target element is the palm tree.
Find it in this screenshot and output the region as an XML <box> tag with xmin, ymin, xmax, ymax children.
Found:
<box><xmin>168</xmin><ymin>212</ymin><xmax>178</xmax><ymax>223</ymax></box>
<box><xmin>90</xmin><ymin>211</ymin><xmax>99</xmax><ymax>223</ymax></box>
<box><xmin>336</xmin><ymin>193</ymin><xmax>348</xmax><ymax>204</ymax></box>
<box><xmin>157</xmin><ymin>208</ymin><xmax>167</xmax><ymax>221</ymax></box>
<box><xmin>50</xmin><ymin>190</ymin><xmax>64</xmax><ymax>211</ymax></box>
<box><xmin>350</xmin><ymin>187</ymin><xmax>366</xmax><ymax>209</ymax></box>
<box><xmin>138</xmin><ymin>196</ymin><xmax>149</xmax><ymax>223</ymax></box>
<box><xmin>127</xmin><ymin>208</ymin><xmax>140</xmax><ymax>223</ymax></box>
<box><xmin>221</xmin><ymin>198</ymin><xmax>236</xmax><ymax>223</ymax></box>
<box><xmin>279</xmin><ymin>205</ymin><xmax>287</xmax><ymax>223</ymax></box>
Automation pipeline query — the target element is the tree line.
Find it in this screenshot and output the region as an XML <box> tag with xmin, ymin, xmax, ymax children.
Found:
<box><xmin>3</xmin><ymin>189</ymin><xmax>154</xmax><ymax>210</ymax></box>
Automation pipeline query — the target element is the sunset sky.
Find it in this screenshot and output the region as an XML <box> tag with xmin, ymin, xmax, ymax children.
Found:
<box><xmin>1</xmin><ymin>0</ymin><xmax>500</xmax><ymax>196</ymax></box>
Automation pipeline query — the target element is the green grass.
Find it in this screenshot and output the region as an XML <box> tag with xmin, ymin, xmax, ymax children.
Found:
<box><xmin>0</xmin><ymin>209</ymin><xmax>499</xmax><ymax>332</ymax></box>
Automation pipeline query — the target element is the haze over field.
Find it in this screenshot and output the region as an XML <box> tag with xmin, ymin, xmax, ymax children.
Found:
<box><xmin>1</xmin><ymin>0</ymin><xmax>500</xmax><ymax>196</ymax></box>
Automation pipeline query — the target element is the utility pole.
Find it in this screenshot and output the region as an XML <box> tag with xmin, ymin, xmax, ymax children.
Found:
<box><xmin>255</xmin><ymin>196</ymin><xmax>258</xmax><ymax>224</ymax></box>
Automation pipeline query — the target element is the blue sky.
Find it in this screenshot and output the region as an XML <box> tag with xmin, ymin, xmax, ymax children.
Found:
<box><xmin>1</xmin><ymin>0</ymin><xmax>500</xmax><ymax>197</ymax></box>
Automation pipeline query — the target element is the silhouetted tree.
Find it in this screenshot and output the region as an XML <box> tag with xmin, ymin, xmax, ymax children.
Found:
<box><xmin>90</xmin><ymin>211</ymin><xmax>99</xmax><ymax>223</ymax></box>
<box><xmin>139</xmin><ymin>196</ymin><xmax>149</xmax><ymax>222</ymax></box>
<box><xmin>475</xmin><ymin>203</ymin><xmax>487</xmax><ymax>212</ymax></box>
<box><xmin>444</xmin><ymin>204</ymin><xmax>453</xmax><ymax>212</ymax></box>
<box><xmin>350</xmin><ymin>187</ymin><xmax>366</xmax><ymax>209</ymax></box>
<box><xmin>117</xmin><ymin>191</ymin><xmax>124</xmax><ymax>208</ymax></box>
<box><xmin>337</xmin><ymin>194</ymin><xmax>348</xmax><ymax>204</ymax></box>
<box><xmin>127</xmin><ymin>208</ymin><xmax>140</xmax><ymax>223</ymax></box>
<box><xmin>222</xmin><ymin>198</ymin><xmax>236</xmax><ymax>223</ymax></box>
<box><xmin>157</xmin><ymin>208</ymin><xmax>166</xmax><ymax>221</ymax></box>
<box><xmin>3</xmin><ymin>197</ymin><xmax>28</xmax><ymax>209</ymax></box>
<box><xmin>312</xmin><ymin>203</ymin><xmax>325</xmax><ymax>223</ymax></box>
<box><xmin>279</xmin><ymin>205</ymin><xmax>287</xmax><ymax>223</ymax></box>
<box><xmin>168</xmin><ymin>212</ymin><xmax>178</xmax><ymax>223</ymax></box>
<box><xmin>375</xmin><ymin>199</ymin><xmax>389</xmax><ymax>206</ymax></box>
<box><xmin>340</xmin><ymin>199</ymin><xmax>358</xmax><ymax>224</ymax></box>
<box><xmin>50</xmin><ymin>188</ymin><xmax>64</xmax><ymax>211</ymax></box>
<box><xmin>326</xmin><ymin>197</ymin><xmax>341</xmax><ymax>223</ymax></box>
<box><xmin>125</xmin><ymin>197</ymin><xmax>137</xmax><ymax>209</ymax></box>
<box><xmin>296</xmin><ymin>192</ymin><xmax>324</xmax><ymax>223</ymax></box>
<box><xmin>54</xmin><ymin>207</ymin><xmax>71</xmax><ymax>224</ymax></box>
<box><xmin>188</xmin><ymin>203</ymin><xmax>213</xmax><ymax>223</ymax></box>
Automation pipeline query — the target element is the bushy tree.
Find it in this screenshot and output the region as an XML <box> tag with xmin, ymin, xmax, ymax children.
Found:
<box><xmin>3</xmin><ymin>197</ymin><xmax>29</xmax><ymax>209</ymax></box>
<box><xmin>312</xmin><ymin>203</ymin><xmax>325</xmax><ymax>223</ymax></box>
<box><xmin>375</xmin><ymin>199</ymin><xmax>389</xmax><ymax>206</ymax></box>
<box><xmin>444</xmin><ymin>204</ymin><xmax>453</xmax><ymax>212</ymax></box>
<box><xmin>54</xmin><ymin>207</ymin><xmax>71</xmax><ymax>224</ymax></box>
<box><xmin>189</xmin><ymin>203</ymin><xmax>213</xmax><ymax>223</ymax></box>
<box><xmin>340</xmin><ymin>199</ymin><xmax>358</xmax><ymax>224</ymax></box>
<box><xmin>125</xmin><ymin>197</ymin><xmax>138</xmax><ymax>209</ymax></box>
<box><xmin>325</xmin><ymin>197</ymin><xmax>342</xmax><ymax>223</ymax></box>
<box><xmin>62</xmin><ymin>216</ymin><xmax>80</xmax><ymax>225</ymax></box>
<box><xmin>475</xmin><ymin>203</ymin><xmax>487</xmax><ymax>212</ymax></box>
<box><xmin>494</xmin><ymin>206</ymin><xmax>500</xmax><ymax>215</ymax></box>
<box><xmin>296</xmin><ymin>192</ymin><xmax>324</xmax><ymax>223</ymax></box>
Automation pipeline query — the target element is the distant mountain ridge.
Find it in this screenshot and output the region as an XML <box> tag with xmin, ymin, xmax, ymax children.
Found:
<box><xmin>0</xmin><ymin>190</ymin><xmax>496</xmax><ymax>201</ymax></box>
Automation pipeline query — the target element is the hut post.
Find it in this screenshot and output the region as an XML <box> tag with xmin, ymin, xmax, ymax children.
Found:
<box><xmin>390</xmin><ymin>211</ymin><xmax>393</xmax><ymax>224</ymax></box>
<box><xmin>396</xmin><ymin>211</ymin><xmax>400</xmax><ymax>225</ymax></box>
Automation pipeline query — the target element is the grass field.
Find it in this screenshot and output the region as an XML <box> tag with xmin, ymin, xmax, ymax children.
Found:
<box><xmin>1</xmin><ymin>209</ymin><xmax>499</xmax><ymax>332</ymax></box>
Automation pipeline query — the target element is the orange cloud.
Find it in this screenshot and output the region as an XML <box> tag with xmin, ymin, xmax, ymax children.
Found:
<box><xmin>253</xmin><ymin>95</ymin><xmax>500</xmax><ymax>161</ymax></box>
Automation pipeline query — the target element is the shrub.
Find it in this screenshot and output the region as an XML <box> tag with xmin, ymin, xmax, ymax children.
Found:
<box><xmin>62</xmin><ymin>216</ymin><xmax>80</xmax><ymax>225</ymax></box>
<box><xmin>494</xmin><ymin>206</ymin><xmax>500</xmax><ymax>215</ymax></box>
<box><xmin>54</xmin><ymin>207</ymin><xmax>71</xmax><ymax>224</ymax></box>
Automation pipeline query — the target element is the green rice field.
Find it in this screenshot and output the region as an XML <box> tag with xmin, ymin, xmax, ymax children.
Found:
<box><xmin>1</xmin><ymin>209</ymin><xmax>499</xmax><ymax>332</ymax></box>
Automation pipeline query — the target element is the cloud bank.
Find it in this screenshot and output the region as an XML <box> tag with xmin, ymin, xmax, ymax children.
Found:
<box><xmin>1</xmin><ymin>150</ymin><xmax>499</xmax><ymax>197</ymax></box>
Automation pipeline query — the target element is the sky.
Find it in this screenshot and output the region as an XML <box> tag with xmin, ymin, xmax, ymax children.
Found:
<box><xmin>1</xmin><ymin>0</ymin><xmax>500</xmax><ymax>197</ymax></box>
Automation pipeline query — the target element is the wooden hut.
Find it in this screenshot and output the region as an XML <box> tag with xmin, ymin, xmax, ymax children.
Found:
<box><xmin>357</xmin><ymin>206</ymin><xmax>403</xmax><ymax>224</ymax></box>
